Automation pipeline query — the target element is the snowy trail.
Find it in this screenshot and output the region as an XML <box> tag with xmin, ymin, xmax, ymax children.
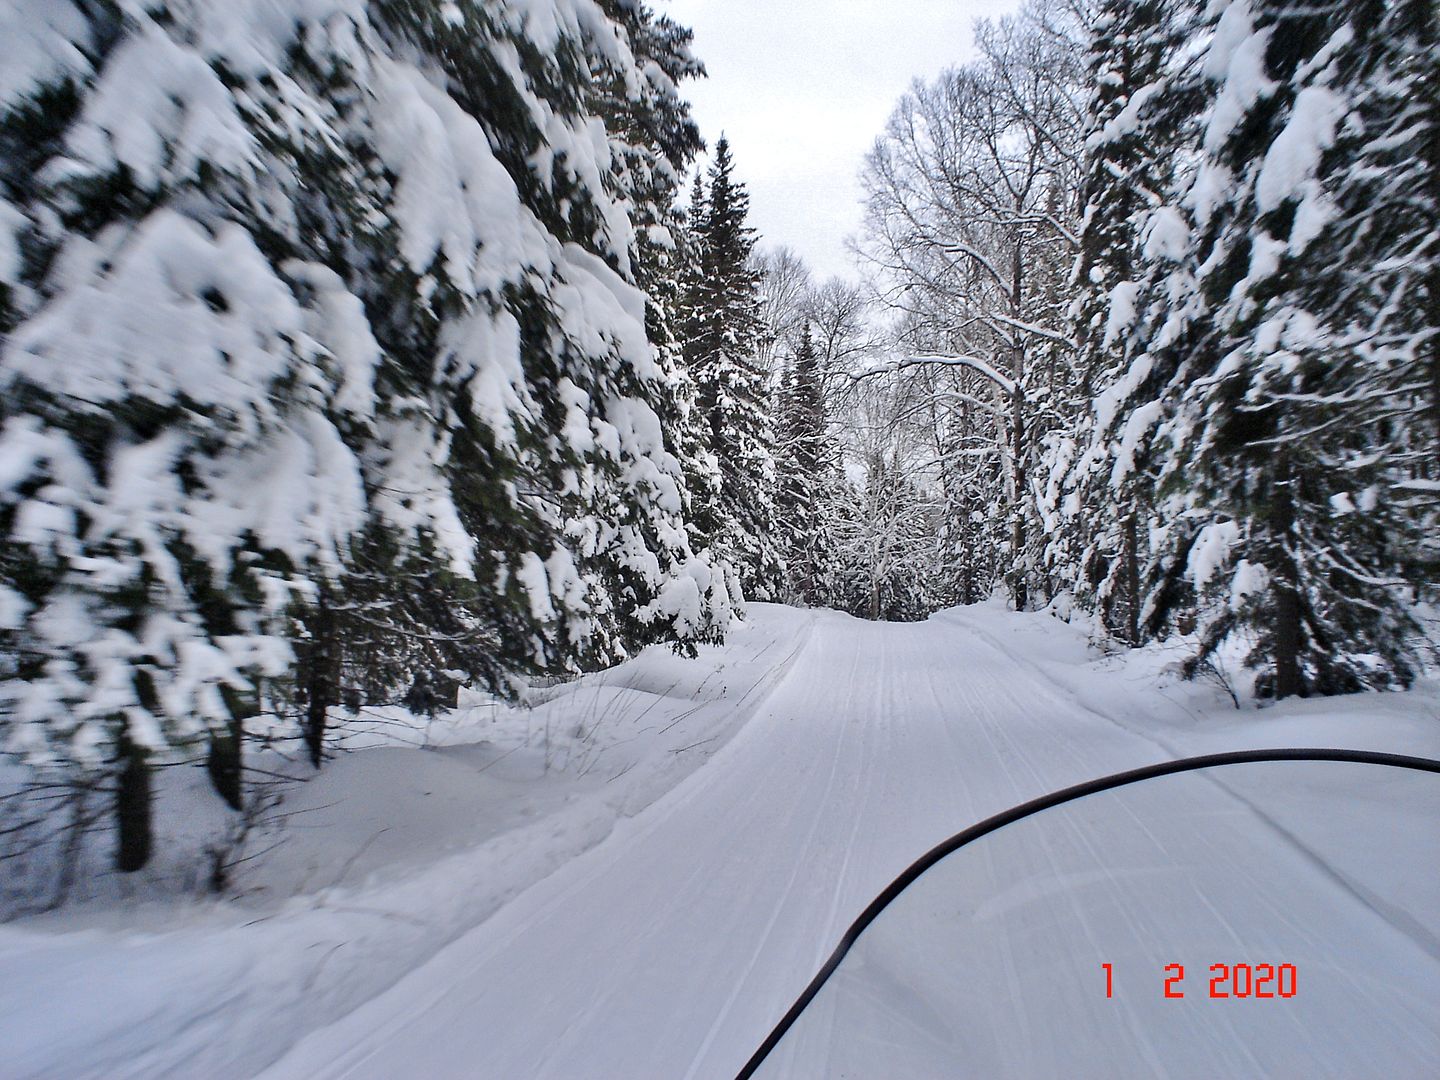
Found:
<box><xmin>257</xmin><ymin>606</ymin><xmax>1440</xmax><ymax>1078</ymax></box>
<box><xmin>262</xmin><ymin>608</ymin><xmax>1234</xmax><ymax>1079</ymax></box>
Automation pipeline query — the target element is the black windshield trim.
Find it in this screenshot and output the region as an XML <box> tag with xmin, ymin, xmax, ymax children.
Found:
<box><xmin>735</xmin><ymin>746</ymin><xmax>1440</xmax><ymax>1079</ymax></box>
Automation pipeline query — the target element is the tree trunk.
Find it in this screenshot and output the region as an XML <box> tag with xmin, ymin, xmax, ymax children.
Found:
<box><xmin>1272</xmin><ymin>466</ymin><xmax>1304</xmax><ymax>699</ymax></box>
<box><xmin>1008</xmin><ymin>243</ymin><xmax>1029</xmax><ymax>612</ymax></box>
<box><xmin>1009</xmin><ymin>381</ymin><xmax>1028</xmax><ymax>611</ymax></box>
<box><xmin>1425</xmin><ymin>12</ymin><xmax>1440</xmax><ymax>460</ymax></box>
<box><xmin>206</xmin><ymin>685</ymin><xmax>246</xmax><ymax>811</ymax></box>
<box><xmin>1273</xmin><ymin>577</ymin><xmax>1303</xmax><ymax>699</ymax></box>
<box><xmin>115</xmin><ymin>724</ymin><xmax>152</xmax><ymax>873</ymax></box>
<box><xmin>302</xmin><ymin>588</ymin><xmax>338</xmax><ymax>769</ymax></box>
<box><xmin>1121</xmin><ymin>509</ymin><xmax>1141</xmax><ymax>646</ymax></box>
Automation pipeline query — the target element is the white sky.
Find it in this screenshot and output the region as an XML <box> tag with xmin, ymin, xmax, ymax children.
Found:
<box><xmin>662</xmin><ymin>0</ymin><xmax>1020</xmax><ymax>283</ymax></box>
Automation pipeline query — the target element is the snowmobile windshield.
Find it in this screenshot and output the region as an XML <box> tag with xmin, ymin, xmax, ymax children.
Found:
<box><xmin>743</xmin><ymin>751</ymin><xmax>1440</xmax><ymax>1079</ymax></box>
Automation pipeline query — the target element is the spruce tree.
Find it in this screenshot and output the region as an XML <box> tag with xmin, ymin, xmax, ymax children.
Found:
<box><xmin>1064</xmin><ymin>0</ymin><xmax>1191</xmax><ymax>645</ymax></box>
<box><xmin>0</xmin><ymin>0</ymin><xmax>727</xmax><ymax>872</ymax></box>
<box><xmin>775</xmin><ymin>326</ymin><xmax>837</xmax><ymax>606</ymax></box>
<box><xmin>1155</xmin><ymin>0</ymin><xmax>1433</xmax><ymax>696</ymax></box>
<box><xmin>674</xmin><ymin>169</ymin><xmax>727</xmax><ymax>565</ymax></box>
<box><xmin>682</xmin><ymin>137</ymin><xmax>784</xmax><ymax>600</ymax></box>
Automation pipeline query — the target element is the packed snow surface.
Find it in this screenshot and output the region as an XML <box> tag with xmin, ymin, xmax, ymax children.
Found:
<box><xmin>2</xmin><ymin>602</ymin><xmax>1437</xmax><ymax>1077</ymax></box>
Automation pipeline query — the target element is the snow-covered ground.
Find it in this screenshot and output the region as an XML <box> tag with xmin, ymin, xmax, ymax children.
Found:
<box><xmin>2</xmin><ymin>602</ymin><xmax>1437</xmax><ymax>1077</ymax></box>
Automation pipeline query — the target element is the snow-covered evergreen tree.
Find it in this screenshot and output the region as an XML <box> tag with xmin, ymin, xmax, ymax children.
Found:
<box><xmin>1059</xmin><ymin>0</ymin><xmax>1197</xmax><ymax>644</ymax></box>
<box><xmin>0</xmin><ymin>0</ymin><xmax>729</xmax><ymax>869</ymax></box>
<box><xmin>672</xmin><ymin>167</ymin><xmax>733</xmax><ymax>609</ymax></box>
<box><xmin>775</xmin><ymin>325</ymin><xmax>837</xmax><ymax>606</ymax></box>
<box><xmin>681</xmin><ymin>137</ymin><xmax>783</xmax><ymax>600</ymax></box>
<box><xmin>1153</xmin><ymin>0</ymin><xmax>1435</xmax><ymax>696</ymax></box>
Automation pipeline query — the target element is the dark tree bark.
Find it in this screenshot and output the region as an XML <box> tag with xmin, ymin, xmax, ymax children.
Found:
<box><xmin>1271</xmin><ymin>466</ymin><xmax>1304</xmax><ymax>700</ymax></box>
<box><xmin>1121</xmin><ymin>510</ymin><xmax>1141</xmax><ymax>646</ymax></box>
<box><xmin>1007</xmin><ymin>244</ymin><xmax>1029</xmax><ymax>611</ymax></box>
<box><xmin>114</xmin><ymin>724</ymin><xmax>152</xmax><ymax>873</ymax></box>
<box><xmin>1009</xmin><ymin>381</ymin><xmax>1028</xmax><ymax>611</ymax></box>
<box><xmin>300</xmin><ymin>588</ymin><xmax>339</xmax><ymax>769</ymax></box>
<box><xmin>206</xmin><ymin>685</ymin><xmax>247</xmax><ymax>811</ymax></box>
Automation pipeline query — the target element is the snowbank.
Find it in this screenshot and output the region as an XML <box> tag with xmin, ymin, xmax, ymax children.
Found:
<box><xmin>0</xmin><ymin>607</ymin><xmax>814</xmax><ymax>1079</ymax></box>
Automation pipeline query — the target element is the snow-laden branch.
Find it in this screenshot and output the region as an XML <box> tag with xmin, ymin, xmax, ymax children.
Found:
<box><xmin>873</xmin><ymin>353</ymin><xmax>1018</xmax><ymax>396</ymax></box>
<box><xmin>938</xmin><ymin>241</ymin><xmax>1011</xmax><ymax>291</ymax></box>
<box><xmin>986</xmin><ymin>311</ymin><xmax>1078</xmax><ymax>350</ymax></box>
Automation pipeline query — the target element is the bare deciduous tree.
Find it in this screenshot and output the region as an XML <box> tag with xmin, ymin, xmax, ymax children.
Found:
<box><xmin>858</xmin><ymin>0</ymin><xmax>1091</xmax><ymax>609</ymax></box>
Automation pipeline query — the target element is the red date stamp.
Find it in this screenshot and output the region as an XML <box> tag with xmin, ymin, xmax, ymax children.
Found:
<box><xmin>1103</xmin><ymin>963</ymin><xmax>1296</xmax><ymax>999</ymax></box>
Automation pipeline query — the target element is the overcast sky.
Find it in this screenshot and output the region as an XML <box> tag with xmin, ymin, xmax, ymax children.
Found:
<box><xmin>662</xmin><ymin>0</ymin><xmax>1020</xmax><ymax>283</ymax></box>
